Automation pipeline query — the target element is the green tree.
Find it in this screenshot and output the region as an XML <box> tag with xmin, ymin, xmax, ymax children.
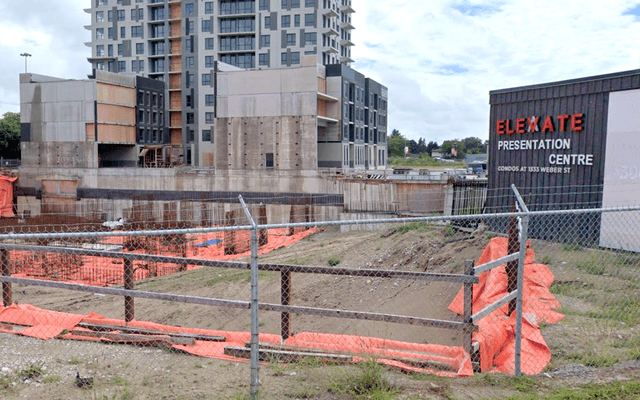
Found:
<box><xmin>426</xmin><ymin>141</ymin><xmax>439</xmax><ymax>155</ymax></box>
<box><xmin>0</xmin><ymin>112</ymin><xmax>20</xmax><ymax>159</ymax></box>
<box><xmin>387</xmin><ymin>129</ymin><xmax>407</xmax><ymax>157</ymax></box>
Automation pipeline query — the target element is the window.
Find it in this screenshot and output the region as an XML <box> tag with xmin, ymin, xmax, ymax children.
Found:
<box><xmin>138</xmin><ymin>8</ymin><xmax>144</xmax><ymax>20</ymax></box>
<box><xmin>281</xmin><ymin>0</ymin><xmax>287</xmax><ymax>7</ymax></box>
<box><xmin>118</xmin><ymin>61</ymin><xmax>126</xmax><ymax>72</ymax></box>
<box><xmin>281</xmin><ymin>15</ymin><xmax>290</xmax><ymax>28</ymax></box>
<box><xmin>205</xmin><ymin>112</ymin><xmax>214</xmax><ymax>124</ymax></box>
<box><xmin>202</xmin><ymin>130</ymin><xmax>212</xmax><ymax>142</ymax></box>
<box><xmin>95</xmin><ymin>28</ymin><xmax>104</xmax><ymax>40</ymax></box>
<box><xmin>139</xmin><ymin>60</ymin><xmax>144</xmax><ymax>71</ymax></box>
<box><xmin>118</xmin><ymin>44</ymin><xmax>124</xmax><ymax>56</ymax></box>
<box><xmin>186</xmin><ymin>113</ymin><xmax>194</xmax><ymax>124</ymax></box>
<box><xmin>202</xmin><ymin>20</ymin><xmax>211</xmax><ymax>32</ymax></box>
<box><xmin>187</xmin><ymin>21</ymin><xmax>194</xmax><ymax>34</ymax></box>
<box><xmin>220</xmin><ymin>17</ymin><xmax>254</xmax><ymax>33</ymax></box>
<box><xmin>286</xmin><ymin>33</ymin><xmax>295</xmax><ymax>46</ymax></box>
<box><xmin>205</xmin><ymin>38</ymin><xmax>214</xmax><ymax>50</ymax></box>
<box><xmin>294</xmin><ymin>14</ymin><xmax>300</xmax><ymax>27</ymax></box>
<box><xmin>108</xmin><ymin>44</ymin><xmax>113</xmax><ymax>56</ymax></box>
<box><xmin>108</xmin><ymin>27</ymin><xmax>114</xmax><ymax>39</ymax></box>
<box><xmin>305</xmin><ymin>13</ymin><xmax>314</xmax><ymax>26</ymax></box>
<box><xmin>202</xmin><ymin>74</ymin><xmax>211</xmax><ymax>85</ymax></box>
<box><xmin>265</xmin><ymin>153</ymin><xmax>274</xmax><ymax>169</ymax></box>
<box><xmin>305</xmin><ymin>32</ymin><xmax>317</xmax><ymax>45</ymax></box>
<box><xmin>260</xmin><ymin>35</ymin><xmax>270</xmax><ymax>47</ymax></box>
<box><xmin>259</xmin><ymin>0</ymin><xmax>268</xmax><ymax>10</ymax></box>
<box><xmin>205</xmin><ymin>56</ymin><xmax>215</xmax><ymax>68</ymax></box>
<box><xmin>120</xmin><ymin>26</ymin><xmax>126</xmax><ymax>38</ymax></box>
<box><xmin>205</xmin><ymin>94</ymin><xmax>215</xmax><ymax>106</ymax></box>
<box><xmin>186</xmin><ymin>147</ymin><xmax>192</xmax><ymax>165</ymax></box>
<box><xmin>291</xmin><ymin>0</ymin><xmax>300</xmax><ymax>8</ymax></box>
<box><xmin>96</xmin><ymin>45</ymin><xmax>105</xmax><ymax>57</ymax></box>
<box><xmin>107</xmin><ymin>61</ymin><xmax>114</xmax><ymax>72</ymax></box>
<box><xmin>259</xmin><ymin>53</ymin><xmax>269</xmax><ymax>66</ymax></box>
<box><xmin>97</xmin><ymin>0</ymin><xmax>108</xmax><ymax>5</ymax></box>
<box><xmin>132</xmin><ymin>60</ymin><xmax>138</xmax><ymax>71</ymax></box>
<box><xmin>205</xmin><ymin>2</ymin><xmax>213</xmax><ymax>14</ymax></box>
<box><xmin>185</xmin><ymin>56</ymin><xmax>194</xmax><ymax>69</ymax></box>
<box><xmin>305</xmin><ymin>0</ymin><xmax>315</xmax><ymax>6</ymax></box>
<box><xmin>96</xmin><ymin>11</ymin><xmax>104</xmax><ymax>22</ymax></box>
<box><xmin>131</xmin><ymin>26</ymin><xmax>142</xmax><ymax>37</ymax></box>
<box><xmin>131</xmin><ymin>9</ymin><xmax>137</xmax><ymax>20</ymax></box>
<box><xmin>188</xmin><ymin>73</ymin><xmax>194</xmax><ymax>87</ymax></box>
<box><xmin>136</xmin><ymin>42</ymin><xmax>144</xmax><ymax>54</ymax></box>
<box><xmin>265</xmin><ymin>16</ymin><xmax>271</xmax><ymax>28</ymax></box>
<box><xmin>108</xmin><ymin>10</ymin><xmax>113</xmax><ymax>22</ymax></box>
<box><xmin>117</xmin><ymin>9</ymin><xmax>125</xmax><ymax>21</ymax></box>
<box><xmin>220</xmin><ymin>36</ymin><xmax>254</xmax><ymax>51</ymax></box>
<box><xmin>281</xmin><ymin>52</ymin><xmax>287</xmax><ymax>64</ymax></box>
<box><xmin>185</xmin><ymin>3</ymin><xmax>194</xmax><ymax>15</ymax></box>
<box><xmin>151</xmin><ymin>7</ymin><xmax>164</xmax><ymax>20</ymax></box>
<box><xmin>291</xmin><ymin>51</ymin><xmax>300</xmax><ymax>64</ymax></box>
<box><xmin>151</xmin><ymin>24</ymin><xmax>164</xmax><ymax>38</ymax></box>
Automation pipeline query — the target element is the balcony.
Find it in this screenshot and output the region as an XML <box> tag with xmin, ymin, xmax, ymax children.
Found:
<box><xmin>322</xmin><ymin>46</ymin><xmax>339</xmax><ymax>54</ymax></box>
<box><xmin>340</xmin><ymin>55</ymin><xmax>354</xmax><ymax>63</ymax></box>
<box><xmin>340</xmin><ymin>4</ymin><xmax>355</xmax><ymax>13</ymax></box>
<box><xmin>340</xmin><ymin>37</ymin><xmax>354</xmax><ymax>46</ymax></box>
<box><xmin>323</xmin><ymin>26</ymin><xmax>339</xmax><ymax>36</ymax></box>
<box><xmin>323</xmin><ymin>8</ymin><xmax>339</xmax><ymax>18</ymax></box>
<box><xmin>339</xmin><ymin>21</ymin><xmax>355</xmax><ymax>30</ymax></box>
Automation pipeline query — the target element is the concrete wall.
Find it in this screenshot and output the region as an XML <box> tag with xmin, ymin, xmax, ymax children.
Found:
<box><xmin>21</xmin><ymin>142</ymin><xmax>98</xmax><ymax>169</ymax></box>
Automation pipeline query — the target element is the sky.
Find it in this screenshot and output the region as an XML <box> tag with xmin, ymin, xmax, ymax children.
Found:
<box><xmin>2</xmin><ymin>1</ymin><xmax>640</xmax><ymax>145</ymax></box>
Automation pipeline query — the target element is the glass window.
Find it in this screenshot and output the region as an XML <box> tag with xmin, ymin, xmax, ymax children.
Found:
<box><xmin>281</xmin><ymin>15</ymin><xmax>290</xmax><ymax>28</ymax></box>
<box><xmin>260</xmin><ymin>35</ymin><xmax>270</xmax><ymax>47</ymax></box>
<box><xmin>205</xmin><ymin>112</ymin><xmax>214</xmax><ymax>124</ymax></box>
<box><xmin>108</xmin><ymin>10</ymin><xmax>113</xmax><ymax>22</ymax></box>
<box><xmin>202</xmin><ymin>130</ymin><xmax>212</xmax><ymax>142</ymax></box>
<box><xmin>95</xmin><ymin>28</ymin><xmax>104</xmax><ymax>40</ymax></box>
<box><xmin>205</xmin><ymin>56</ymin><xmax>215</xmax><ymax>68</ymax></box>
<box><xmin>265</xmin><ymin>16</ymin><xmax>271</xmax><ymax>28</ymax></box>
<box><xmin>118</xmin><ymin>44</ymin><xmax>124</xmax><ymax>56</ymax></box>
<box><xmin>205</xmin><ymin>2</ymin><xmax>213</xmax><ymax>14</ymax></box>
<box><xmin>286</xmin><ymin>33</ymin><xmax>295</xmax><ymax>46</ymax></box>
<box><xmin>186</xmin><ymin>113</ymin><xmax>194</xmax><ymax>124</ymax></box>
<box><xmin>117</xmin><ymin>9</ymin><xmax>125</xmax><ymax>21</ymax></box>
<box><xmin>108</xmin><ymin>44</ymin><xmax>113</xmax><ymax>56</ymax></box>
<box><xmin>139</xmin><ymin>60</ymin><xmax>144</xmax><ymax>71</ymax></box>
<box><xmin>97</xmin><ymin>0</ymin><xmax>108</xmax><ymax>5</ymax></box>
<box><xmin>138</xmin><ymin>9</ymin><xmax>144</xmax><ymax>20</ymax></box>
<box><xmin>259</xmin><ymin>53</ymin><xmax>269</xmax><ymax>66</ymax></box>
<box><xmin>205</xmin><ymin>38</ymin><xmax>214</xmax><ymax>50</ymax></box>
<box><xmin>291</xmin><ymin>51</ymin><xmax>300</xmax><ymax>64</ymax></box>
<box><xmin>96</xmin><ymin>11</ymin><xmax>104</xmax><ymax>22</ymax></box>
<box><xmin>259</xmin><ymin>0</ymin><xmax>268</xmax><ymax>10</ymax></box>
<box><xmin>294</xmin><ymin>14</ymin><xmax>300</xmax><ymax>27</ymax></box>
<box><xmin>305</xmin><ymin>13</ymin><xmax>314</xmax><ymax>26</ymax></box>
<box><xmin>305</xmin><ymin>0</ymin><xmax>315</xmax><ymax>6</ymax></box>
<box><xmin>291</xmin><ymin>0</ymin><xmax>300</xmax><ymax>8</ymax></box>
<box><xmin>305</xmin><ymin>32</ymin><xmax>317</xmax><ymax>45</ymax></box>
<box><xmin>281</xmin><ymin>52</ymin><xmax>287</xmax><ymax>64</ymax></box>
<box><xmin>118</xmin><ymin>61</ymin><xmax>126</xmax><ymax>72</ymax></box>
<box><xmin>185</xmin><ymin>3</ymin><xmax>194</xmax><ymax>15</ymax></box>
<box><xmin>108</xmin><ymin>27</ymin><xmax>113</xmax><ymax>39</ymax></box>
<box><xmin>132</xmin><ymin>60</ymin><xmax>138</xmax><ymax>71</ymax></box>
<box><xmin>186</xmin><ymin>56</ymin><xmax>194</xmax><ymax>69</ymax></box>
<box><xmin>120</xmin><ymin>26</ymin><xmax>126</xmax><ymax>38</ymax></box>
<box><xmin>131</xmin><ymin>26</ymin><xmax>142</xmax><ymax>37</ymax></box>
<box><xmin>187</xmin><ymin>21</ymin><xmax>194</xmax><ymax>34</ymax></box>
<box><xmin>96</xmin><ymin>45</ymin><xmax>105</xmax><ymax>56</ymax></box>
<box><xmin>188</xmin><ymin>73</ymin><xmax>194</xmax><ymax>87</ymax></box>
<box><xmin>205</xmin><ymin>94</ymin><xmax>215</xmax><ymax>106</ymax></box>
<box><xmin>136</xmin><ymin>42</ymin><xmax>144</xmax><ymax>54</ymax></box>
<box><xmin>202</xmin><ymin>20</ymin><xmax>211</xmax><ymax>32</ymax></box>
<box><xmin>281</xmin><ymin>0</ymin><xmax>287</xmax><ymax>7</ymax></box>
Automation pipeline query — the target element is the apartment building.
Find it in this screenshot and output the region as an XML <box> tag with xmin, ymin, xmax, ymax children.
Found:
<box><xmin>86</xmin><ymin>0</ymin><xmax>355</xmax><ymax>158</ymax></box>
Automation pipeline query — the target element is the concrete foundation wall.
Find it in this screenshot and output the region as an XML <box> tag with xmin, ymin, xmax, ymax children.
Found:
<box><xmin>21</xmin><ymin>142</ymin><xmax>98</xmax><ymax>169</ymax></box>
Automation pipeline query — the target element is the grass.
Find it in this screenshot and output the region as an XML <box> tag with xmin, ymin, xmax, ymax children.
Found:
<box><xmin>388</xmin><ymin>154</ymin><xmax>464</xmax><ymax>168</ymax></box>
<box><xmin>327</xmin><ymin>256</ymin><xmax>341</xmax><ymax>266</ymax></box>
<box><xmin>17</xmin><ymin>362</ymin><xmax>44</xmax><ymax>380</ymax></box>
<box><xmin>502</xmin><ymin>379</ymin><xmax>640</xmax><ymax>400</ymax></box>
<box><xmin>328</xmin><ymin>360</ymin><xmax>399</xmax><ymax>399</ymax></box>
<box><xmin>564</xmin><ymin>351</ymin><xmax>620</xmax><ymax>368</ymax></box>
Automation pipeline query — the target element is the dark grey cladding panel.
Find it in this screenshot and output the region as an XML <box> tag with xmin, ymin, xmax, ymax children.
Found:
<box><xmin>77</xmin><ymin>188</ymin><xmax>343</xmax><ymax>206</ymax></box>
<box><xmin>21</xmin><ymin>123</ymin><xmax>30</xmax><ymax>142</ymax></box>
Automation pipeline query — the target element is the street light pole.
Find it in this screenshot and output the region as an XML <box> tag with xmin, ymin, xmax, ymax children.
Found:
<box><xmin>20</xmin><ymin>53</ymin><xmax>32</xmax><ymax>73</ymax></box>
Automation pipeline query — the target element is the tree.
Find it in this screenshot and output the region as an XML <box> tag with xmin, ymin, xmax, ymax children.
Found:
<box><xmin>0</xmin><ymin>112</ymin><xmax>20</xmax><ymax>159</ymax></box>
<box><xmin>387</xmin><ymin>129</ymin><xmax>407</xmax><ymax>157</ymax></box>
<box><xmin>426</xmin><ymin>141</ymin><xmax>438</xmax><ymax>155</ymax></box>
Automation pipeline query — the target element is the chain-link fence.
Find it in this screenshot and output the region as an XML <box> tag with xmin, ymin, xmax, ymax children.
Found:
<box><xmin>0</xmin><ymin>187</ymin><xmax>638</xmax><ymax>398</ymax></box>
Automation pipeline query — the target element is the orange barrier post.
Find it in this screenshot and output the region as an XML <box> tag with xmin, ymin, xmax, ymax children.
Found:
<box><xmin>1</xmin><ymin>249</ymin><xmax>11</xmax><ymax>307</ymax></box>
<box><xmin>124</xmin><ymin>258</ymin><xmax>134</xmax><ymax>323</ymax></box>
<box><xmin>462</xmin><ymin>260</ymin><xmax>474</xmax><ymax>360</ymax></box>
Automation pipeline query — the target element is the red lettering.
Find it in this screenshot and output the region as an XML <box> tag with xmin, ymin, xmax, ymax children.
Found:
<box><xmin>528</xmin><ymin>117</ymin><xmax>539</xmax><ymax>133</ymax></box>
<box><xmin>557</xmin><ymin>115</ymin><xmax>569</xmax><ymax>131</ymax></box>
<box><xmin>541</xmin><ymin>116</ymin><xmax>555</xmax><ymax>133</ymax></box>
<box><xmin>505</xmin><ymin>119</ymin><xmax>515</xmax><ymax>134</ymax></box>
<box><xmin>496</xmin><ymin>120</ymin><xmax>505</xmax><ymax>134</ymax></box>
<box><xmin>571</xmin><ymin>113</ymin><xmax>584</xmax><ymax>131</ymax></box>
<box><xmin>515</xmin><ymin>118</ymin><xmax>526</xmax><ymax>134</ymax></box>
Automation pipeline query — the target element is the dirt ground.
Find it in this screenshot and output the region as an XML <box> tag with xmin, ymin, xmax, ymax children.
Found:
<box><xmin>0</xmin><ymin>224</ymin><xmax>638</xmax><ymax>399</ymax></box>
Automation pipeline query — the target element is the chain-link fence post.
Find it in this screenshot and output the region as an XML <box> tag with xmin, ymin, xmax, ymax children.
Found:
<box><xmin>239</xmin><ymin>196</ymin><xmax>260</xmax><ymax>399</ymax></box>
<box><xmin>511</xmin><ymin>184</ymin><xmax>530</xmax><ymax>376</ymax></box>
<box><xmin>281</xmin><ymin>266</ymin><xmax>291</xmax><ymax>342</ymax></box>
<box><xmin>124</xmin><ymin>257</ymin><xmax>134</xmax><ymax>323</ymax></box>
<box><xmin>1</xmin><ymin>248</ymin><xmax>11</xmax><ymax>307</ymax></box>
<box><xmin>462</xmin><ymin>260</ymin><xmax>474</xmax><ymax>361</ymax></box>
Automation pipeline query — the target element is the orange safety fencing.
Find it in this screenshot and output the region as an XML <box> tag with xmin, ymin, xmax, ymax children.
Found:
<box><xmin>0</xmin><ymin>175</ymin><xmax>17</xmax><ymax>218</ymax></box>
<box><xmin>448</xmin><ymin>237</ymin><xmax>564</xmax><ymax>375</ymax></box>
<box><xmin>8</xmin><ymin>228</ymin><xmax>319</xmax><ymax>287</ymax></box>
<box><xmin>0</xmin><ymin>303</ymin><xmax>473</xmax><ymax>378</ymax></box>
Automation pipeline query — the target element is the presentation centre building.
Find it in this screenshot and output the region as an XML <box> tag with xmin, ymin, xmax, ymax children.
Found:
<box><xmin>487</xmin><ymin>68</ymin><xmax>640</xmax><ymax>251</ymax></box>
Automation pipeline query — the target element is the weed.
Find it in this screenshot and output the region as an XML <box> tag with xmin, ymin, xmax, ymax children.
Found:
<box><xmin>69</xmin><ymin>357</ymin><xmax>82</xmax><ymax>365</ymax></box>
<box><xmin>119</xmin><ymin>388</ymin><xmax>136</xmax><ymax>400</ymax></box>
<box><xmin>44</xmin><ymin>375</ymin><xmax>61</xmax><ymax>383</ymax></box>
<box><xmin>17</xmin><ymin>362</ymin><xmax>44</xmax><ymax>380</ymax></box>
<box><xmin>329</xmin><ymin>360</ymin><xmax>399</xmax><ymax>398</ymax></box>
<box><xmin>112</xmin><ymin>376</ymin><xmax>130</xmax><ymax>386</ymax></box>
<box><xmin>395</xmin><ymin>222</ymin><xmax>429</xmax><ymax>234</ymax></box>
<box><xmin>445</xmin><ymin>225</ymin><xmax>456</xmax><ymax>237</ymax></box>
<box><xmin>563</xmin><ymin>243</ymin><xmax>582</xmax><ymax>251</ymax></box>
<box><xmin>327</xmin><ymin>256</ymin><xmax>341</xmax><ymax>266</ymax></box>
<box><xmin>540</xmin><ymin>255</ymin><xmax>552</xmax><ymax>265</ymax></box>
<box><xmin>564</xmin><ymin>350</ymin><xmax>620</xmax><ymax>367</ymax></box>
<box><xmin>511</xmin><ymin>376</ymin><xmax>537</xmax><ymax>393</ymax></box>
